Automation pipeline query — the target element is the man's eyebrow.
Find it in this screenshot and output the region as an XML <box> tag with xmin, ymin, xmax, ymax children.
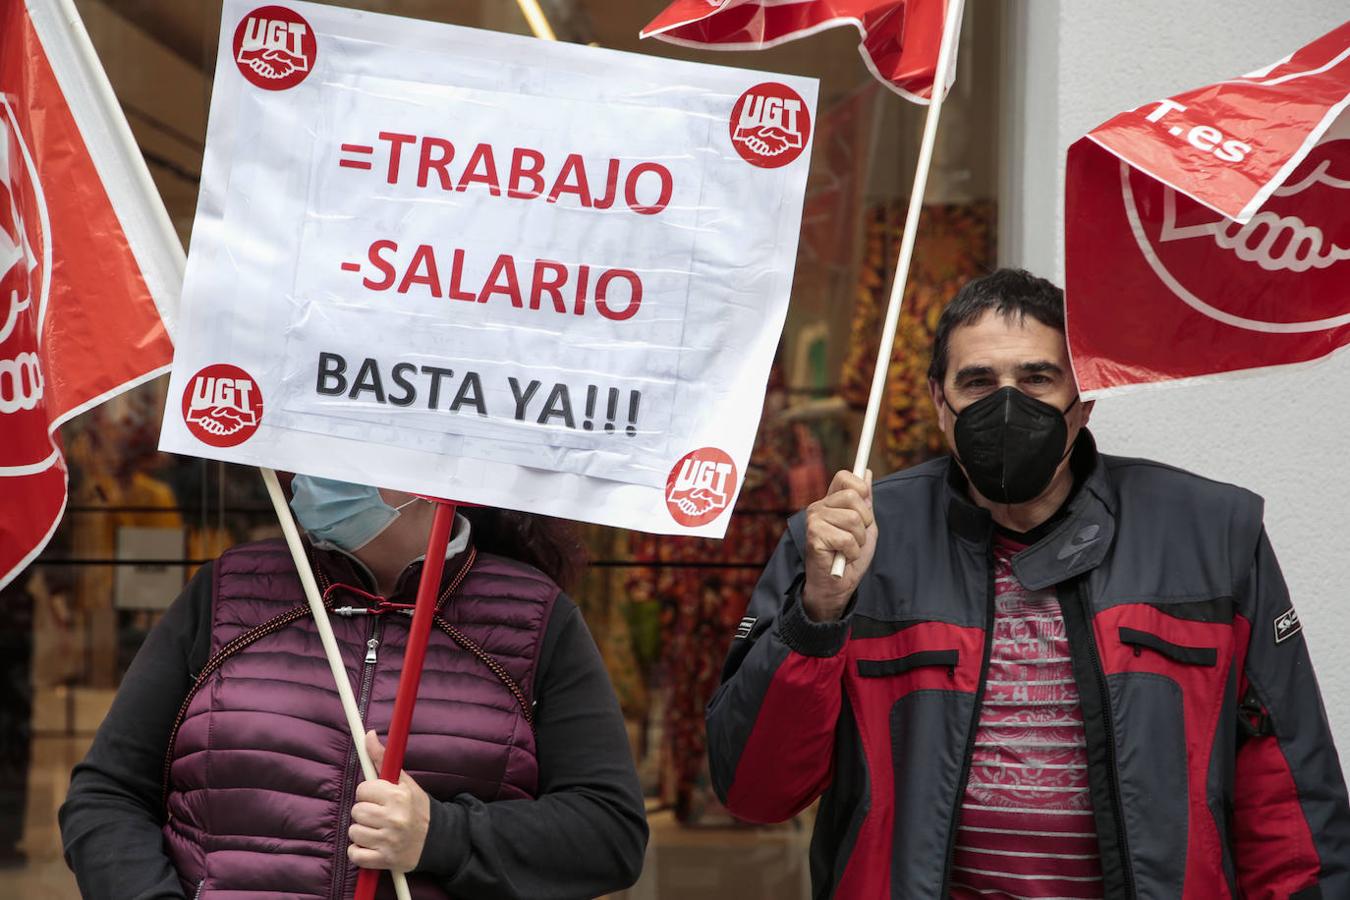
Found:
<box><xmin>953</xmin><ymin>365</ymin><xmax>996</xmax><ymax>382</ymax></box>
<box><xmin>1017</xmin><ymin>361</ymin><xmax>1066</xmax><ymax>376</ymax></box>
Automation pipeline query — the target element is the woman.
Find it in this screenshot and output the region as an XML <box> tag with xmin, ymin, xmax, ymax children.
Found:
<box><xmin>60</xmin><ymin>475</ymin><xmax>647</xmax><ymax>899</ymax></box>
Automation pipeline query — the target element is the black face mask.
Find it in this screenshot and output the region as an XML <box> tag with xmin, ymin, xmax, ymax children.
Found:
<box><xmin>950</xmin><ymin>386</ymin><xmax>1079</xmax><ymax>505</ymax></box>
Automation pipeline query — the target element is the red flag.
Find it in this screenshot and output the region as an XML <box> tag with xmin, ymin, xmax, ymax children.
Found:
<box><xmin>640</xmin><ymin>0</ymin><xmax>960</xmax><ymax>103</ymax></box>
<box><xmin>0</xmin><ymin>0</ymin><xmax>180</xmax><ymax>588</ymax></box>
<box><xmin>1066</xmin><ymin>21</ymin><xmax>1350</xmax><ymax>397</ymax></box>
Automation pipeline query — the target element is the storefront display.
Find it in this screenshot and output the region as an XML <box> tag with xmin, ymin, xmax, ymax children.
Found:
<box><xmin>841</xmin><ymin>200</ymin><xmax>995</xmax><ymax>469</ymax></box>
<box><xmin>625</xmin><ymin>366</ymin><xmax>792</xmax><ymax>821</ymax></box>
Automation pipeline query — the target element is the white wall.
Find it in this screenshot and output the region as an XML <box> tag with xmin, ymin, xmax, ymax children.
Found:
<box><xmin>1002</xmin><ymin>2</ymin><xmax>1350</xmax><ymax>754</ymax></box>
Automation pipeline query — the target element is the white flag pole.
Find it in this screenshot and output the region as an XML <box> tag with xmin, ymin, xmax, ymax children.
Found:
<box><xmin>258</xmin><ymin>470</ymin><xmax>386</xmax><ymax>792</ymax></box>
<box><xmin>831</xmin><ymin>0</ymin><xmax>965</xmax><ymax>578</ymax></box>
<box><xmin>48</xmin><ymin>0</ymin><xmax>184</xmax><ymax>329</ymax></box>
<box><xmin>516</xmin><ymin>0</ymin><xmax>558</xmax><ymax>41</ymax></box>
<box><xmin>52</xmin><ymin>2</ymin><xmax>410</xmax><ymax>895</ymax></box>
<box><xmin>261</xmin><ymin>471</ymin><xmax>411</xmax><ymax>900</ymax></box>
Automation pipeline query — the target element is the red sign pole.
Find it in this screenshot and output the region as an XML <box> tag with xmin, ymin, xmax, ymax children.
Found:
<box><xmin>354</xmin><ymin>498</ymin><xmax>458</xmax><ymax>900</ymax></box>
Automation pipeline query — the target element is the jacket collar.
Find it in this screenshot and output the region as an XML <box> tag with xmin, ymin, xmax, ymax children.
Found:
<box><xmin>944</xmin><ymin>430</ymin><xmax>1117</xmax><ymax>590</ymax></box>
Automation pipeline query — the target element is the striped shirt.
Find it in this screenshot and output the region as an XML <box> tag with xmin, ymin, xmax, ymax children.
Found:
<box><xmin>950</xmin><ymin>534</ymin><xmax>1104</xmax><ymax>899</ymax></box>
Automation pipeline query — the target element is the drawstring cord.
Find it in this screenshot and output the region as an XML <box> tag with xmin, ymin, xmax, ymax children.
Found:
<box><xmin>322</xmin><ymin>582</ymin><xmax>417</xmax><ymax>616</ymax></box>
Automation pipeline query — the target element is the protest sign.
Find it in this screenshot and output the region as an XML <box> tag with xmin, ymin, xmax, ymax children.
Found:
<box><xmin>158</xmin><ymin>0</ymin><xmax>817</xmax><ymax>537</ymax></box>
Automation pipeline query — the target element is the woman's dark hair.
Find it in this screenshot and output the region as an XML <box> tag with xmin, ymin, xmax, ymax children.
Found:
<box><xmin>927</xmin><ymin>268</ymin><xmax>1065</xmax><ymax>384</ymax></box>
<box><xmin>461</xmin><ymin>507</ymin><xmax>587</xmax><ymax>593</ymax></box>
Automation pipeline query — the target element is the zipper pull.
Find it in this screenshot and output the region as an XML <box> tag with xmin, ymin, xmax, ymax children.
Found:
<box><xmin>365</xmin><ymin>637</ymin><xmax>380</xmax><ymax>664</ymax></box>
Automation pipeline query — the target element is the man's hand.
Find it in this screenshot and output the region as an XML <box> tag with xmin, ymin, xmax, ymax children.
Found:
<box><xmin>349</xmin><ymin>730</ymin><xmax>431</xmax><ymax>874</ymax></box>
<box><xmin>802</xmin><ymin>470</ymin><xmax>877</xmax><ymax>622</ymax></box>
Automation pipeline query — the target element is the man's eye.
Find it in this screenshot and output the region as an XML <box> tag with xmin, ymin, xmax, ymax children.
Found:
<box><xmin>1025</xmin><ymin>375</ymin><xmax>1052</xmax><ymax>385</ymax></box>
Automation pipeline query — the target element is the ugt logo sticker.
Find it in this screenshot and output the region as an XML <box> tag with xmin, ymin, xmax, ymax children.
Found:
<box><xmin>730</xmin><ymin>82</ymin><xmax>811</xmax><ymax>169</ymax></box>
<box><xmin>233</xmin><ymin>6</ymin><xmax>317</xmax><ymax>91</ymax></box>
<box><xmin>666</xmin><ymin>447</ymin><xmax>737</xmax><ymax>528</ymax></box>
<box><xmin>182</xmin><ymin>364</ymin><xmax>263</xmax><ymax>448</ymax></box>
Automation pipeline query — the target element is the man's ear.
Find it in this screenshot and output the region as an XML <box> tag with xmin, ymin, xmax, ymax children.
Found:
<box><xmin>1081</xmin><ymin>398</ymin><xmax>1095</xmax><ymax>427</ymax></box>
<box><xmin>929</xmin><ymin>378</ymin><xmax>949</xmax><ymax>431</ymax></box>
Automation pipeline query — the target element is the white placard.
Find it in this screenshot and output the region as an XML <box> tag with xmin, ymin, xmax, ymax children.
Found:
<box><xmin>158</xmin><ymin>0</ymin><xmax>817</xmax><ymax>537</ymax></box>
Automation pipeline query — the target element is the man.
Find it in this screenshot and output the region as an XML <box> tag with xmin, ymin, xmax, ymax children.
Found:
<box><xmin>706</xmin><ymin>269</ymin><xmax>1350</xmax><ymax>899</ymax></box>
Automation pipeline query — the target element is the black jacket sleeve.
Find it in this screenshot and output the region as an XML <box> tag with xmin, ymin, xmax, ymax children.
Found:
<box><xmin>704</xmin><ymin>523</ymin><xmax>851</xmax><ymax>824</ymax></box>
<box><xmin>413</xmin><ymin>593</ymin><xmax>648</xmax><ymax>899</ymax></box>
<box><xmin>1231</xmin><ymin>525</ymin><xmax>1350</xmax><ymax>897</ymax></box>
<box><xmin>59</xmin><ymin>563</ymin><xmax>215</xmax><ymax>900</ymax></box>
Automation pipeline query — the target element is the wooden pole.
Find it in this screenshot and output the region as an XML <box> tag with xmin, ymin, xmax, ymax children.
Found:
<box><xmin>261</xmin><ymin>470</ymin><xmax>414</xmax><ymax>900</ymax></box>
<box><xmin>831</xmin><ymin>0</ymin><xmax>965</xmax><ymax>577</ymax></box>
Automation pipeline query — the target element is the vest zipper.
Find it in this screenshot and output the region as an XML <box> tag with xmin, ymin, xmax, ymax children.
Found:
<box><xmin>939</xmin><ymin>539</ymin><xmax>997</xmax><ymax>895</ymax></box>
<box><xmin>330</xmin><ymin>549</ymin><xmax>476</xmax><ymax>896</ymax></box>
<box><xmin>334</xmin><ymin>613</ymin><xmax>382</xmax><ymax>900</ymax></box>
<box><xmin>192</xmin><ymin>878</ymin><xmax>204</xmax><ymax>899</ymax></box>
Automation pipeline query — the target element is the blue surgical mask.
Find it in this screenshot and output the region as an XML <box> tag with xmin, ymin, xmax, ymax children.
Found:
<box><xmin>289</xmin><ymin>475</ymin><xmax>417</xmax><ymax>552</ymax></box>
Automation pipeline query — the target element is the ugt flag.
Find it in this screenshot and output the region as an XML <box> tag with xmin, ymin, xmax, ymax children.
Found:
<box><xmin>1066</xmin><ymin>21</ymin><xmax>1350</xmax><ymax>396</ymax></box>
<box><xmin>641</xmin><ymin>0</ymin><xmax>961</xmax><ymax>103</ymax></box>
<box><xmin>0</xmin><ymin>0</ymin><xmax>180</xmax><ymax>589</ymax></box>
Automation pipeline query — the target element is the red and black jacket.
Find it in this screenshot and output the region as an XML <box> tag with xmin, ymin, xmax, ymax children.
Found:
<box><xmin>706</xmin><ymin>435</ymin><xmax>1350</xmax><ymax>898</ymax></box>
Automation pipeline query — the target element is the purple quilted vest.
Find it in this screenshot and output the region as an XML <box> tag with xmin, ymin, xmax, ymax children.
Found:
<box><xmin>162</xmin><ymin>538</ymin><xmax>557</xmax><ymax>899</ymax></box>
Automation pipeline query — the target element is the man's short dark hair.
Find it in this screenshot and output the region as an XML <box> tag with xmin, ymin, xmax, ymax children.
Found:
<box><xmin>927</xmin><ymin>268</ymin><xmax>1065</xmax><ymax>383</ymax></box>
